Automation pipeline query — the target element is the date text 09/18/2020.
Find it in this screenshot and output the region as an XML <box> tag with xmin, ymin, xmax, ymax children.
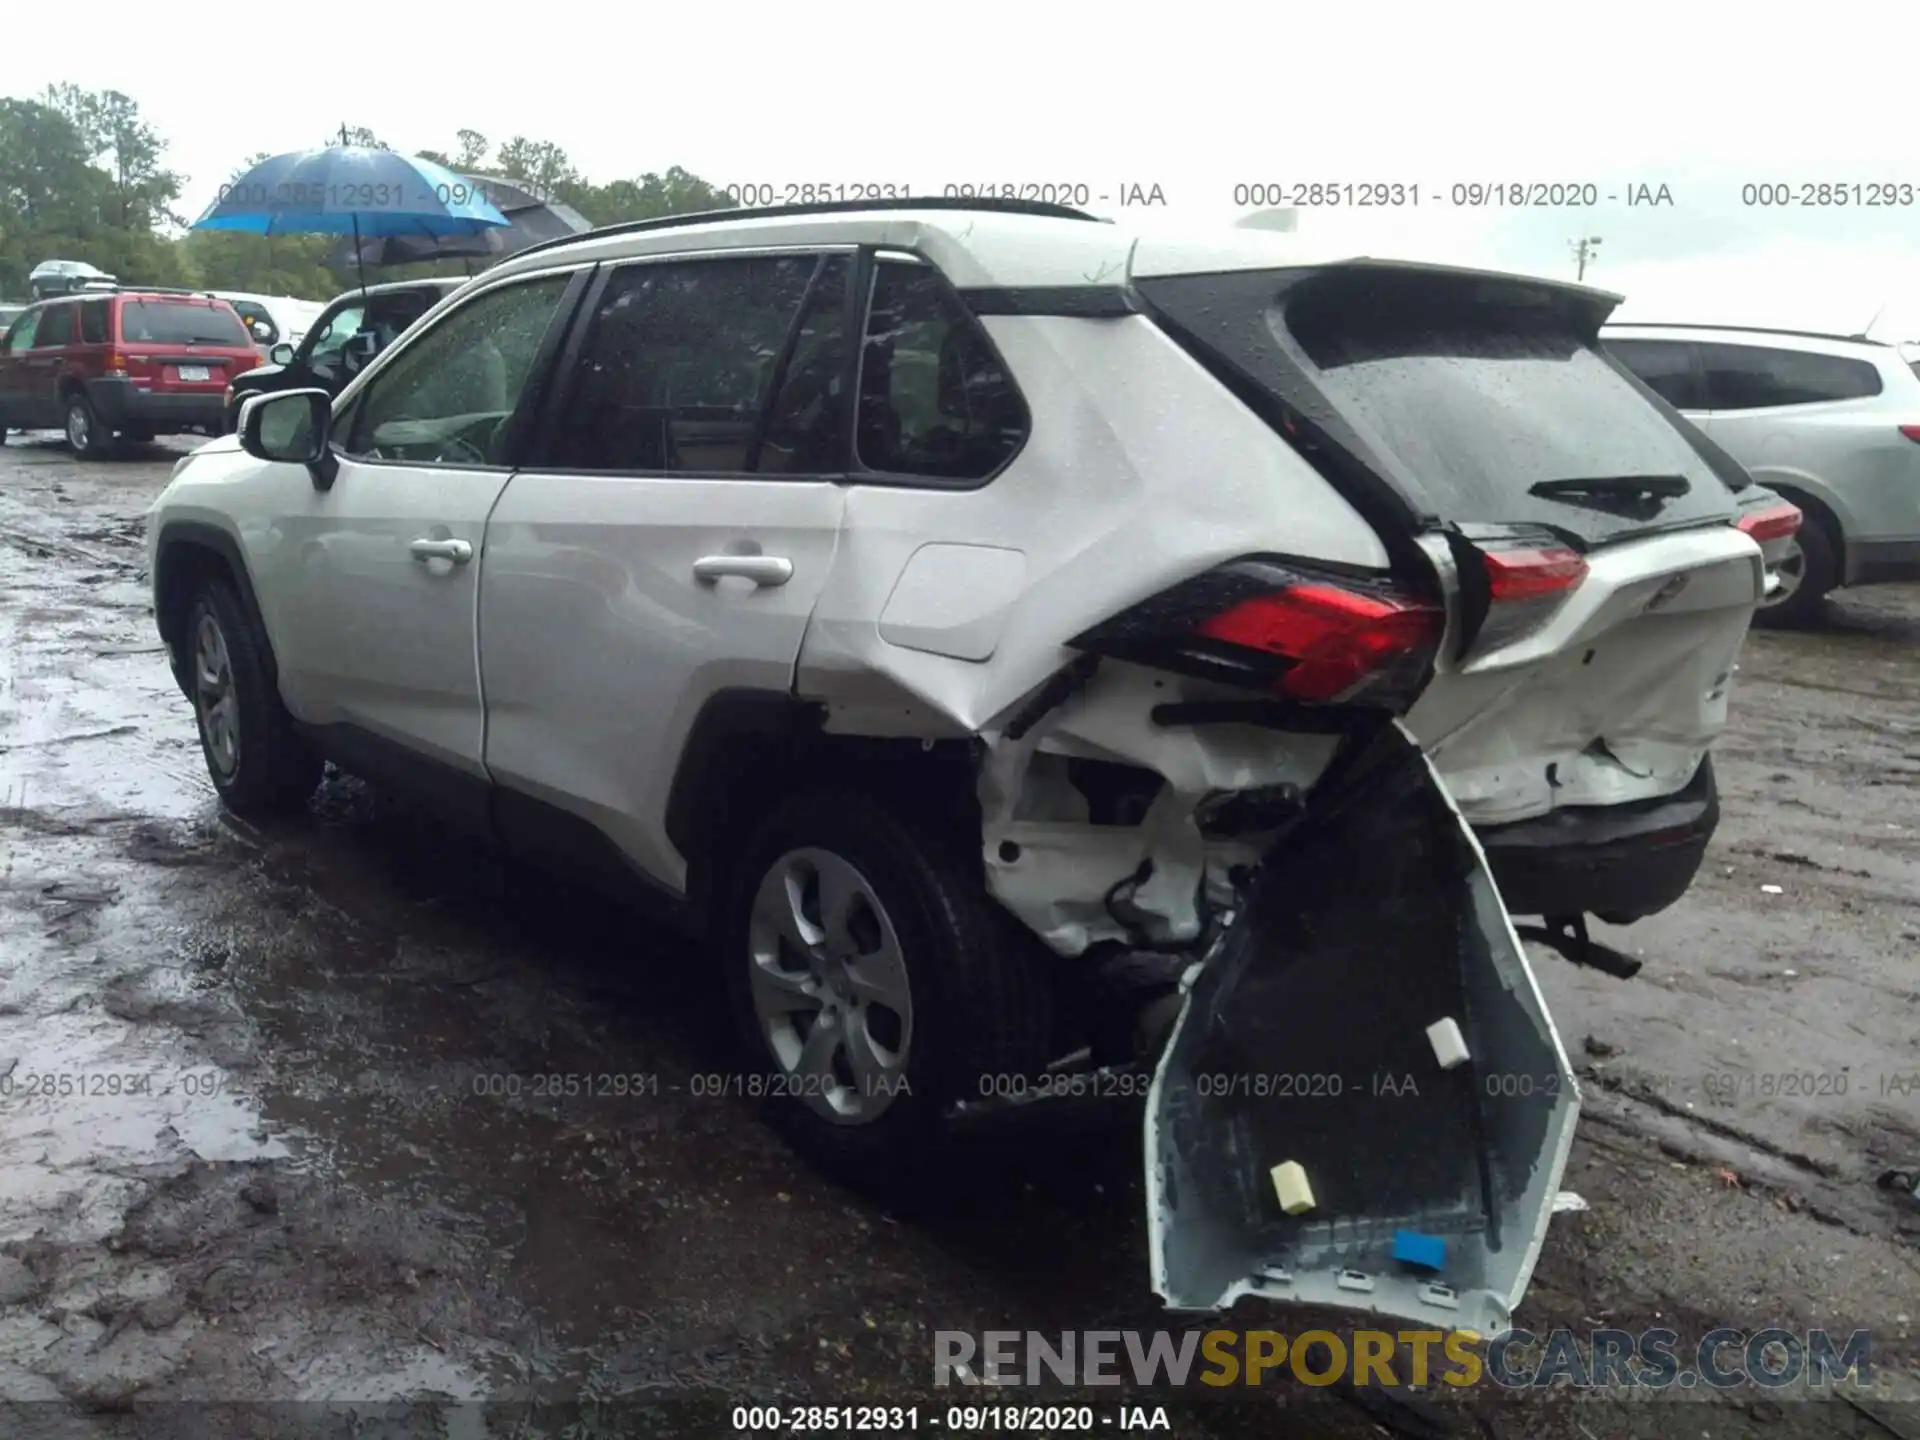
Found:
<box><xmin>730</xmin><ymin>1404</ymin><xmax>1172</xmax><ymax>1432</ymax></box>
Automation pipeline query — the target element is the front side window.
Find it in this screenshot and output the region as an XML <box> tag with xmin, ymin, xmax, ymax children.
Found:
<box><xmin>79</xmin><ymin>300</ymin><xmax>109</xmax><ymax>345</ymax></box>
<box><xmin>547</xmin><ymin>255</ymin><xmax>821</xmax><ymax>473</ymax></box>
<box><xmin>34</xmin><ymin>303</ymin><xmax>74</xmax><ymax>348</ymax></box>
<box><xmin>304</xmin><ymin>303</ymin><xmax>367</xmax><ymax>367</ymax></box>
<box><xmin>1603</xmin><ymin>338</ymin><xmax>1703</xmax><ymax>410</ymax></box>
<box><xmin>343</xmin><ymin>274</ymin><xmax>571</xmax><ymax>466</ymax></box>
<box><xmin>5</xmin><ymin>310</ymin><xmax>39</xmax><ymax>352</ymax></box>
<box><xmin>855</xmin><ymin>260</ymin><xmax>1028</xmax><ymax>482</ymax></box>
<box><xmin>1698</xmin><ymin>344</ymin><xmax>1883</xmax><ymax>410</ymax></box>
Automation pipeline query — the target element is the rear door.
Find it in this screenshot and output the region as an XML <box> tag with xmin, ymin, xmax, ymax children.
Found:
<box><xmin>1694</xmin><ymin>340</ymin><xmax>1916</xmax><ymax>542</ymax></box>
<box><xmin>479</xmin><ymin>249</ymin><xmax>852</xmax><ymax>891</ymax></box>
<box><xmin>1135</xmin><ymin>261</ymin><xmax>1763</xmax><ymax>831</ymax></box>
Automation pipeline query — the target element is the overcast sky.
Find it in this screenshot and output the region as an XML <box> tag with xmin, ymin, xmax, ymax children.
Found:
<box><xmin>16</xmin><ymin>1</ymin><xmax>1920</xmax><ymax>335</ymax></box>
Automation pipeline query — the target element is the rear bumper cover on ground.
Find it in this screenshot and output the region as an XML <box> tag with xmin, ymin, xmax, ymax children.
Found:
<box><xmin>1474</xmin><ymin>757</ymin><xmax>1718</xmax><ymax>921</ymax></box>
<box><xmin>1148</xmin><ymin>723</ymin><xmax>1578</xmax><ymax>1335</ymax></box>
<box><xmin>87</xmin><ymin>379</ymin><xmax>224</xmax><ymax>434</ymax></box>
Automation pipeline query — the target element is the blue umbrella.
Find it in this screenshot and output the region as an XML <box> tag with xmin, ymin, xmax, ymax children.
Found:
<box><xmin>192</xmin><ymin>135</ymin><xmax>509</xmax><ymax>292</ymax></box>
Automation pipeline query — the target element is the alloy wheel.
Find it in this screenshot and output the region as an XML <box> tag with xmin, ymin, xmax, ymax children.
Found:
<box><xmin>1759</xmin><ymin>536</ymin><xmax>1805</xmax><ymax>609</ymax></box>
<box><xmin>193</xmin><ymin>611</ymin><xmax>240</xmax><ymax>779</ymax></box>
<box><xmin>746</xmin><ymin>847</ymin><xmax>914</xmax><ymax>1124</ymax></box>
<box><xmin>65</xmin><ymin>403</ymin><xmax>91</xmax><ymax>453</ymax></box>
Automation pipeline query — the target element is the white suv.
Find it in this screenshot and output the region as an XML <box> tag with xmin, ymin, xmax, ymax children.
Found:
<box><xmin>147</xmin><ymin>199</ymin><xmax>1779</xmax><ymax>1334</ymax></box>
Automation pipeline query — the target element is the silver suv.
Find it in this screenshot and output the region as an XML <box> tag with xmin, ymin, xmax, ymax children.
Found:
<box><xmin>1603</xmin><ymin>322</ymin><xmax>1920</xmax><ymax>625</ymax></box>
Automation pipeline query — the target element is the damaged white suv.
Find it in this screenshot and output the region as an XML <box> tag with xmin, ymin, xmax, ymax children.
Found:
<box><xmin>148</xmin><ymin>199</ymin><xmax>1780</xmax><ymax>1336</ymax></box>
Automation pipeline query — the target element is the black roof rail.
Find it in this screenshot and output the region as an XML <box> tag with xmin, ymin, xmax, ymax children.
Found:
<box><xmin>1605</xmin><ymin>320</ymin><xmax>1889</xmax><ymax>347</ymax></box>
<box><xmin>506</xmin><ymin>195</ymin><xmax>1109</xmax><ymax>266</ymax></box>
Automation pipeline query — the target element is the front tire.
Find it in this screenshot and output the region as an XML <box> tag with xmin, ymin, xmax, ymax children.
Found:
<box><xmin>723</xmin><ymin>786</ymin><xmax>1052</xmax><ymax>1183</ymax></box>
<box><xmin>1753</xmin><ymin>519</ymin><xmax>1838</xmax><ymax>629</ymax></box>
<box><xmin>185</xmin><ymin>580</ymin><xmax>322</xmax><ymax>818</ymax></box>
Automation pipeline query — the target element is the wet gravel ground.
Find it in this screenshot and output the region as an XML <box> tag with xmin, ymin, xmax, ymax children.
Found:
<box><xmin>0</xmin><ymin>432</ymin><xmax>1916</xmax><ymax>1439</ymax></box>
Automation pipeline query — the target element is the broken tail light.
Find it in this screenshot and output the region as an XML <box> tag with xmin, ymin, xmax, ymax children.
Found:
<box><xmin>1069</xmin><ymin>559</ymin><xmax>1444</xmax><ymax>711</ymax></box>
<box><xmin>1458</xmin><ymin>534</ymin><xmax>1589</xmax><ymax>654</ymax></box>
<box><xmin>1735</xmin><ymin>501</ymin><xmax>1803</xmax><ymax>544</ymax></box>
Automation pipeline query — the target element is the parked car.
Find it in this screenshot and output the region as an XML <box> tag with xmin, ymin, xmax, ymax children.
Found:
<box><xmin>223</xmin><ymin>279</ymin><xmax>463</xmax><ymax>431</ymax></box>
<box><xmin>0</xmin><ymin>289</ymin><xmax>259</xmax><ymax>455</ymax></box>
<box><xmin>204</xmin><ymin>291</ymin><xmax>327</xmax><ymax>354</ymax></box>
<box><xmin>1602</xmin><ymin>322</ymin><xmax>1920</xmax><ymax>625</ymax></box>
<box><xmin>147</xmin><ymin>198</ymin><xmax>1778</xmax><ymax>1332</ymax></box>
<box><xmin>29</xmin><ymin>259</ymin><xmax>117</xmax><ymax>300</ymax></box>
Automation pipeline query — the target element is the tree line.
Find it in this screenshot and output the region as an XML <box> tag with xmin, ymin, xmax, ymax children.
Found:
<box><xmin>0</xmin><ymin>89</ymin><xmax>734</xmax><ymax>302</ymax></box>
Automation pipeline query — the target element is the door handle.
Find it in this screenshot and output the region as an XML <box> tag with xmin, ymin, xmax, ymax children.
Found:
<box><xmin>692</xmin><ymin>555</ymin><xmax>793</xmax><ymax>587</ymax></box>
<box><xmin>410</xmin><ymin>538</ymin><xmax>473</xmax><ymax>564</ymax></box>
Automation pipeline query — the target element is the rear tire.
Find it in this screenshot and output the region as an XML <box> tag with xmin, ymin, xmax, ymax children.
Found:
<box><xmin>184</xmin><ymin>579</ymin><xmax>322</xmax><ymax>819</ymax></box>
<box><xmin>64</xmin><ymin>394</ymin><xmax>109</xmax><ymax>459</ymax></box>
<box><xmin>1753</xmin><ymin>519</ymin><xmax>1838</xmax><ymax>629</ymax></box>
<box><xmin>722</xmin><ymin>786</ymin><xmax>1052</xmax><ymax>1186</ymax></box>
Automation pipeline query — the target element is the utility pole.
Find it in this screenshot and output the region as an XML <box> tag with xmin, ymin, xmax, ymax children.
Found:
<box><xmin>1571</xmin><ymin>235</ymin><xmax>1603</xmax><ymax>282</ymax></box>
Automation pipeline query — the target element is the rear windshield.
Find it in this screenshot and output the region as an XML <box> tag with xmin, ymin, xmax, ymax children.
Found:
<box><xmin>1283</xmin><ymin>271</ymin><xmax>1743</xmax><ymax>535</ymax></box>
<box><xmin>1138</xmin><ymin>265</ymin><xmax>1747</xmax><ymax>547</ymax></box>
<box><xmin>119</xmin><ymin>300</ymin><xmax>250</xmax><ymax>346</ymax></box>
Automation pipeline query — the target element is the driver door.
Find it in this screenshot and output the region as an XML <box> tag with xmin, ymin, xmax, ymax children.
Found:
<box><xmin>266</xmin><ymin>269</ymin><xmax>589</xmax><ymax>796</ymax></box>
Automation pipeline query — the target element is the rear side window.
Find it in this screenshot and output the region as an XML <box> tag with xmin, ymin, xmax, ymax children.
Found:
<box><xmin>856</xmin><ymin>261</ymin><xmax>1027</xmax><ymax>482</ymax></box>
<box><xmin>547</xmin><ymin>254</ymin><xmax>821</xmax><ymax>473</ymax></box>
<box><xmin>1603</xmin><ymin>338</ymin><xmax>1704</xmax><ymax>410</ymax></box>
<box><xmin>1697</xmin><ymin>343</ymin><xmax>1883</xmax><ymax>409</ymax></box>
<box><xmin>35</xmin><ymin>303</ymin><xmax>74</xmax><ymax>347</ymax></box>
<box><xmin>119</xmin><ymin>301</ymin><xmax>251</xmax><ymax>346</ymax></box>
<box><xmin>1281</xmin><ymin>270</ymin><xmax>1735</xmax><ymax>538</ymax></box>
<box><xmin>79</xmin><ymin>301</ymin><xmax>109</xmax><ymax>344</ymax></box>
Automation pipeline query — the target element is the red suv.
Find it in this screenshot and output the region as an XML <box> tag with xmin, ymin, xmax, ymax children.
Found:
<box><xmin>0</xmin><ymin>289</ymin><xmax>259</xmax><ymax>456</ymax></box>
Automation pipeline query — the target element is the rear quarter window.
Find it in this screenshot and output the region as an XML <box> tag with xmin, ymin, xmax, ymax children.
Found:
<box><xmin>1697</xmin><ymin>343</ymin><xmax>1883</xmax><ymax>409</ymax></box>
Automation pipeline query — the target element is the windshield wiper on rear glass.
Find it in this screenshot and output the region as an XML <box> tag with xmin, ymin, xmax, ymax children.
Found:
<box><xmin>1528</xmin><ymin>473</ymin><xmax>1691</xmax><ymax>503</ymax></box>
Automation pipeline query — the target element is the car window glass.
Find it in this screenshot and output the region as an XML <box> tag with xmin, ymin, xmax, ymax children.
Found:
<box><xmin>1698</xmin><ymin>343</ymin><xmax>1883</xmax><ymax>409</ymax></box>
<box><xmin>1603</xmin><ymin>339</ymin><xmax>1702</xmax><ymax>410</ymax></box>
<box><xmin>343</xmin><ymin>275</ymin><xmax>570</xmax><ymax>466</ymax></box>
<box><xmin>306</xmin><ymin>304</ymin><xmax>366</xmax><ymax>363</ymax></box>
<box><xmin>7</xmin><ymin>310</ymin><xmax>40</xmax><ymax>351</ymax></box>
<box><xmin>120</xmin><ymin>302</ymin><xmax>250</xmax><ymax>346</ymax></box>
<box><xmin>548</xmin><ymin>255</ymin><xmax>818</xmax><ymax>473</ymax></box>
<box><xmin>79</xmin><ymin>300</ymin><xmax>109</xmax><ymax>345</ymax></box>
<box><xmin>231</xmin><ymin>301</ymin><xmax>277</xmax><ymax>344</ymax></box>
<box><xmin>756</xmin><ymin>257</ymin><xmax>852</xmax><ymax>473</ymax></box>
<box><xmin>35</xmin><ymin>304</ymin><xmax>73</xmax><ymax>347</ymax></box>
<box><xmin>856</xmin><ymin>261</ymin><xmax>1028</xmax><ymax>481</ymax></box>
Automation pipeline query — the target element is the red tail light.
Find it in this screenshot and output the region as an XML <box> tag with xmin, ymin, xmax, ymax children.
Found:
<box><xmin>1482</xmin><ymin>545</ymin><xmax>1588</xmax><ymax>601</ymax></box>
<box><xmin>1899</xmin><ymin>425</ymin><xmax>1920</xmax><ymax>443</ymax></box>
<box><xmin>1070</xmin><ymin>560</ymin><xmax>1444</xmax><ymax>711</ymax></box>
<box><xmin>1736</xmin><ymin>501</ymin><xmax>1802</xmax><ymax>544</ymax></box>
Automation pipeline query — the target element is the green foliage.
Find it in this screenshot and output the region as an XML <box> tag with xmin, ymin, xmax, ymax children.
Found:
<box><xmin>0</xmin><ymin>92</ymin><xmax>732</xmax><ymax>305</ymax></box>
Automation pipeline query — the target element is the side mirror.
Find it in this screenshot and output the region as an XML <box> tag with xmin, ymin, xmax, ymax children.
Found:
<box><xmin>239</xmin><ymin>389</ymin><xmax>339</xmax><ymax>490</ymax></box>
<box><xmin>268</xmin><ymin>343</ymin><xmax>295</xmax><ymax>366</ymax></box>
